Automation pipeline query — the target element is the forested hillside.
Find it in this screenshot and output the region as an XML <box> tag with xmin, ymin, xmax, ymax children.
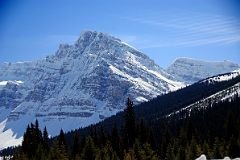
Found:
<box><xmin>2</xmin><ymin>95</ymin><xmax>240</xmax><ymax>160</ymax></box>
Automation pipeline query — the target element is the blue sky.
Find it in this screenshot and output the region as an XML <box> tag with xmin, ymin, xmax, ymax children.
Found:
<box><xmin>0</xmin><ymin>0</ymin><xmax>239</xmax><ymax>68</ymax></box>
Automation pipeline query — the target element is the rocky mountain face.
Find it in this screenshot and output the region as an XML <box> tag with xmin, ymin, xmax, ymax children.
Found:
<box><xmin>0</xmin><ymin>31</ymin><xmax>184</xmax><ymax>149</ymax></box>
<box><xmin>167</xmin><ymin>57</ymin><xmax>239</xmax><ymax>84</ymax></box>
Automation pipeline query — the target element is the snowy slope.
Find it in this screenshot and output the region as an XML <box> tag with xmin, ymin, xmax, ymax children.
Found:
<box><xmin>167</xmin><ymin>71</ymin><xmax>240</xmax><ymax>118</ymax></box>
<box><xmin>0</xmin><ymin>30</ymin><xmax>184</xmax><ymax>149</ymax></box>
<box><xmin>201</xmin><ymin>69</ymin><xmax>240</xmax><ymax>83</ymax></box>
<box><xmin>167</xmin><ymin>57</ymin><xmax>240</xmax><ymax>84</ymax></box>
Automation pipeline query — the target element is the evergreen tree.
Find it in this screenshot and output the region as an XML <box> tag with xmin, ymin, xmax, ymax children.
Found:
<box><xmin>159</xmin><ymin>126</ymin><xmax>171</xmax><ymax>159</ymax></box>
<box><xmin>35</xmin><ymin>119</ymin><xmax>43</xmax><ymax>144</ymax></box>
<box><xmin>21</xmin><ymin>122</ymin><xmax>43</xmax><ymax>159</ymax></box>
<box><xmin>96</xmin><ymin>142</ymin><xmax>118</xmax><ymax>160</ymax></box>
<box><xmin>43</xmin><ymin>126</ymin><xmax>49</xmax><ymax>151</ymax></box>
<box><xmin>58</xmin><ymin>129</ymin><xmax>67</xmax><ymax>150</ymax></box>
<box><xmin>81</xmin><ymin>136</ymin><xmax>97</xmax><ymax>160</ymax></box>
<box><xmin>186</xmin><ymin>136</ymin><xmax>198</xmax><ymax>160</ymax></box>
<box><xmin>123</xmin><ymin>98</ymin><xmax>136</xmax><ymax>149</ymax></box>
<box><xmin>139</xmin><ymin>119</ymin><xmax>147</xmax><ymax>144</ymax></box>
<box><xmin>22</xmin><ymin>125</ymin><xmax>30</xmax><ymax>155</ymax></box>
<box><xmin>134</xmin><ymin>141</ymin><xmax>158</xmax><ymax>160</ymax></box>
<box><xmin>148</xmin><ymin>129</ymin><xmax>156</xmax><ymax>150</ymax></box>
<box><xmin>72</xmin><ymin>132</ymin><xmax>81</xmax><ymax>158</ymax></box>
<box><xmin>202</xmin><ymin>141</ymin><xmax>210</xmax><ymax>158</ymax></box>
<box><xmin>111</xmin><ymin>124</ymin><xmax>120</xmax><ymax>154</ymax></box>
<box><xmin>212</xmin><ymin>137</ymin><xmax>221</xmax><ymax>159</ymax></box>
<box><xmin>228</xmin><ymin>136</ymin><xmax>240</xmax><ymax>158</ymax></box>
<box><xmin>166</xmin><ymin>143</ymin><xmax>175</xmax><ymax>160</ymax></box>
<box><xmin>123</xmin><ymin>149</ymin><xmax>135</xmax><ymax>160</ymax></box>
<box><xmin>55</xmin><ymin>129</ymin><xmax>69</xmax><ymax>159</ymax></box>
<box><xmin>140</xmin><ymin>143</ymin><xmax>158</xmax><ymax>160</ymax></box>
<box><xmin>90</xmin><ymin>126</ymin><xmax>99</xmax><ymax>146</ymax></box>
<box><xmin>176</xmin><ymin>147</ymin><xmax>186</xmax><ymax>160</ymax></box>
<box><xmin>35</xmin><ymin>144</ymin><xmax>46</xmax><ymax>160</ymax></box>
<box><xmin>49</xmin><ymin>140</ymin><xmax>69</xmax><ymax>160</ymax></box>
<box><xmin>99</xmin><ymin>125</ymin><xmax>106</xmax><ymax>147</ymax></box>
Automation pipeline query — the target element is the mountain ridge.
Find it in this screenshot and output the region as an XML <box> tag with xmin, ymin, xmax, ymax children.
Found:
<box><xmin>167</xmin><ymin>57</ymin><xmax>239</xmax><ymax>84</ymax></box>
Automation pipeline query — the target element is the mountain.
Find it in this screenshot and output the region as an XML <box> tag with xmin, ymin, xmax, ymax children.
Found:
<box><xmin>1</xmin><ymin>70</ymin><xmax>240</xmax><ymax>159</ymax></box>
<box><xmin>167</xmin><ymin>57</ymin><xmax>240</xmax><ymax>84</ymax></box>
<box><xmin>48</xmin><ymin>70</ymin><xmax>240</xmax><ymax>160</ymax></box>
<box><xmin>0</xmin><ymin>30</ymin><xmax>184</xmax><ymax>149</ymax></box>
<box><xmin>72</xmin><ymin>70</ymin><xmax>240</xmax><ymax>137</ymax></box>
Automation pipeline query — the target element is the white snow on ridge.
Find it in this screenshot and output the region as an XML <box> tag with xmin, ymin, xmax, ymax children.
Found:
<box><xmin>135</xmin><ymin>96</ymin><xmax>148</xmax><ymax>102</ymax></box>
<box><xmin>0</xmin><ymin>81</ymin><xmax>8</xmax><ymax>86</ymax></box>
<box><xmin>144</xmin><ymin>68</ymin><xmax>184</xmax><ymax>91</ymax></box>
<box><xmin>125</xmin><ymin>51</ymin><xmax>185</xmax><ymax>91</ymax></box>
<box><xmin>0</xmin><ymin>80</ymin><xmax>23</xmax><ymax>86</ymax></box>
<box><xmin>0</xmin><ymin>80</ymin><xmax>24</xmax><ymax>90</ymax></box>
<box><xmin>109</xmin><ymin>65</ymin><xmax>157</xmax><ymax>92</ymax></box>
<box><xmin>202</xmin><ymin>71</ymin><xmax>240</xmax><ymax>83</ymax></box>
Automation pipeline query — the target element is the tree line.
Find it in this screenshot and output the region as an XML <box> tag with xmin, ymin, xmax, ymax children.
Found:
<box><xmin>4</xmin><ymin>95</ymin><xmax>240</xmax><ymax>160</ymax></box>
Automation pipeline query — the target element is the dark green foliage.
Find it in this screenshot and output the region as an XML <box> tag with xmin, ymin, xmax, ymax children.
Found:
<box><xmin>123</xmin><ymin>98</ymin><xmax>136</xmax><ymax>149</ymax></box>
<box><xmin>99</xmin><ymin>125</ymin><xmax>107</xmax><ymax>147</ymax></box>
<box><xmin>43</xmin><ymin>126</ymin><xmax>49</xmax><ymax>151</ymax></box>
<box><xmin>228</xmin><ymin>136</ymin><xmax>240</xmax><ymax>158</ymax></box>
<box><xmin>139</xmin><ymin>119</ymin><xmax>147</xmax><ymax>144</ymax></box>
<box><xmin>111</xmin><ymin>124</ymin><xmax>120</xmax><ymax>154</ymax></box>
<box><xmin>95</xmin><ymin>142</ymin><xmax>118</xmax><ymax>160</ymax></box>
<box><xmin>49</xmin><ymin>140</ymin><xmax>69</xmax><ymax>160</ymax></box>
<box><xmin>81</xmin><ymin>136</ymin><xmax>97</xmax><ymax>160</ymax></box>
<box><xmin>72</xmin><ymin>132</ymin><xmax>81</xmax><ymax>158</ymax></box>
<box><xmin>21</xmin><ymin>120</ymin><xmax>44</xmax><ymax>159</ymax></box>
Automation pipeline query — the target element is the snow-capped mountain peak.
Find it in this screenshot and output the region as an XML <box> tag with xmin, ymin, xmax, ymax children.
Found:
<box><xmin>0</xmin><ymin>30</ymin><xmax>184</xmax><ymax>149</ymax></box>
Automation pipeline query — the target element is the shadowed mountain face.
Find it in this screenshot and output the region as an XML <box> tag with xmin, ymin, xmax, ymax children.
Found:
<box><xmin>0</xmin><ymin>31</ymin><xmax>184</xmax><ymax>149</ymax></box>
<box><xmin>167</xmin><ymin>57</ymin><xmax>239</xmax><ymax>84</ymax></box>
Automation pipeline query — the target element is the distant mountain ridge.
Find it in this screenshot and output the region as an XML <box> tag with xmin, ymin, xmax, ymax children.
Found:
<box><xmin>167</xmin><ymin>57</ymin><xmax>239</xmax><ymax>84</ymax></box>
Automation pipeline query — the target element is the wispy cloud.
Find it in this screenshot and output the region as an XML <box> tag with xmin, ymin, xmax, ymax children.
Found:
<box><xmin>116</xmin><ymin>35</ymin><xmax>138</xmax><ymax>43</ymax></box>
<box><xmin>121</xmin><ymin>11</ymin><xmax>240</xmax><ymax>48</ymax></box>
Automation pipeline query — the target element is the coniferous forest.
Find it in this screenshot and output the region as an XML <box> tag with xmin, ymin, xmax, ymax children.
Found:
<box><xmin>2</xmin><ymin>95</ymin><xmax>240</xmax><ymax>160</ymax></box>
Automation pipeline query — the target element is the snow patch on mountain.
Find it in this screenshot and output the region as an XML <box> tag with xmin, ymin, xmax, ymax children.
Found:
<box><xmin>0</xmin><ymin>81</ymin><xmax>23</xmax><ymax>89</ymax></box>
<box><xmin>0</xmin><ymin>120</ymin><xmax>22</xmax><ymax>150</ymax></box>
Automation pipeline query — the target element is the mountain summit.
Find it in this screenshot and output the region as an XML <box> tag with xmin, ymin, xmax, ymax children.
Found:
<box><xmin>0</xmin><ymin>31</ymin><xmax>184</xmax><ymax>149</ymax></box>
